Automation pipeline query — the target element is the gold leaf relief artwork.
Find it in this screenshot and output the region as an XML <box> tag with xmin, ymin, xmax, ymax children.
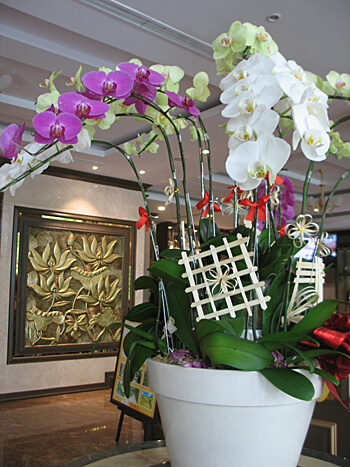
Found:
<box><xmin>25</xmin><ymin>228</ymin><xmax>124</xmax><ymax>348</ymax></box>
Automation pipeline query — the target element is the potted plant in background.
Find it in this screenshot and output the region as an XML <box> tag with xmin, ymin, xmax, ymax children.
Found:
<box><xmin>1</xmin><ymin>19</ymin><xmax>349</xmax><ymax>467</ymax></box>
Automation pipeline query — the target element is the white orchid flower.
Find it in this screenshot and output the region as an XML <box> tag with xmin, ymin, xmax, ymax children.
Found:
<box><xmin>226</xmin><ymin>134</ymin><xmax>291</xmax><ymax>190</ymax></box>
<box><xmin>219</xmin><ymin>53</ymin><xmax>275</xmax><ymax>91</ymax></box>
<box><xmin>74</xmin><ymin>128</ymin><xmax>91</xmax><ymax>152</ymax></box>
<box><xmin>227</xmin><ymin>105</ymin><xmax>279</xmax><ymax>138</ymax></box>
<box><xmin>221</xmin><ymin>73</ymin><xmax>280</xmax><ymax>104</ymax></box>
<box><xmin>292</xmin><ymin>105</ymin><xmax>330</xmax><ymax>161</ymax></box>
<box><xmin>222</xmin><ymin>82</ymin><xmax>283</xmax><ymax>119</ymax></box>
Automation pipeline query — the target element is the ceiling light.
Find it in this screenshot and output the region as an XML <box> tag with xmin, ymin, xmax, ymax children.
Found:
<box><xmin>168</xmin><ymin>225</ymin><xmax>173</xmax><ymax>230</ymax></box>
<box><xmin>139</xmin><ymin>169</ymin><xmax>146</xmax><ymax>174</ymax></box>
<box><xmin>92</xmin><ymin>165</ymin><xmax>99</xmax><ymax>170</ymax></box>
<box><xmin>202</xmin><ymin>149</ymin><xmax>209</xmax><ymax>155</ymax></box>
<box><xmin>0</xmin><ymin>75</ymin><xmax>13</xmax><ymax>92</ymax></box>
<box><xmin>306</xmin><ymin>169</ymin><xmax>343</xmax><ymax>214</ymax></box>
<box><xmin>158</xmin><ymin>206</ymin><xmax>166</xmax><ymax>211</ymax></box>
<box><xmin>267</xmin><ymin>13</ymin><xmax>281</xmax><ymax>22</ymax></box>
<box><xmin>79</xmin><ymin>0</ymin><xmax>212</xmax><ymax>59</ymax></box>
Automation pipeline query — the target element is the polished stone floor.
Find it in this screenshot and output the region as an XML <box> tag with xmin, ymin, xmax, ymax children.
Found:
<box><xmin>0</xmin><ymin>389</ymin><xmax>145</xmax><ymax>466</ymax></box>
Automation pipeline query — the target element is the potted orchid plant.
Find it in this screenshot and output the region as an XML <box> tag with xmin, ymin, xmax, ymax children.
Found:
<box><xmin>1</xmin><ymin>19</ymin><xmax>349</xmax><ymax>467</ymax></box>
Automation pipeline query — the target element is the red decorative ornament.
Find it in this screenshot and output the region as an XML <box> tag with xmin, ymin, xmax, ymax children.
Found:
<box><xmin>136</xmin><ymin>206</ymin><xmax>150</xmax><ymax>231</ymax></box>
<box><xmin>196</xmin><ymin>190</ymin><xmax>221</xmax><ymax>217</ymax></box>
<box><xmin>239</xmin><ymin>195</ymin><xmax>270</xmax><ymax>222</ymax></box>
<box><xmin>223</xmin><ymin>185</ymin><xmax>243</xmax><ymax>203</ymax></box>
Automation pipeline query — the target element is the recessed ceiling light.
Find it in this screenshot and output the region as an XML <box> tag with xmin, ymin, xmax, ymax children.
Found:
<box><xmin>267</xmin><ymin>13</ymin><xmax>281</xmax><ymax>22</ymax></box>
<box><xmin>92</xmin><ymin>165</ymin><xmax>99</xmax><ymax>170</ymax></box>
<box><xmin>139</xmin><ymin>170</ymin><xmax>146</xmax><ymax>174</ymax></box>
<box><xmin>158</xmin><ymin>206</ymin><xmax>166</xmax><ymax>211</ymax></box>
<box><xmin>168</xmin><ymin>225</ymin><xmax>173</xmax><ymax>230</ymax></box>
<box><xmin>202</xmin><ymin>149</ymin><xmax>209</xmax><ymax>154</ymax></box>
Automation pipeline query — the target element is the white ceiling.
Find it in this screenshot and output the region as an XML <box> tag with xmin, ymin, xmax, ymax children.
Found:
<box><xmin>1</xmin><ymin>0</ymin><xmax>350</xmax><ymax>232</ymax></box>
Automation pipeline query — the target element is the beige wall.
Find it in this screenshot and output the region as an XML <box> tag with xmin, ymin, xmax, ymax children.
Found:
<box><xmin>0</xmin><ymin>174</ymin><xmax>149</xmax><ymax>395</ymax></box>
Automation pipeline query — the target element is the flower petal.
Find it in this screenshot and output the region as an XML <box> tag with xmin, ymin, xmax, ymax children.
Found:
<box><xmin>33</xmin><ymin>111</ymin><xmax>57</xmax><ymax>138</ymax></box>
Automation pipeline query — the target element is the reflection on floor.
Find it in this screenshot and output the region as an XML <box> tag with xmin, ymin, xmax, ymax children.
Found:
<box><xmin>0</xmin><ymin>389</ymin><xmax>145</xmax><ymax>467</ymax></box>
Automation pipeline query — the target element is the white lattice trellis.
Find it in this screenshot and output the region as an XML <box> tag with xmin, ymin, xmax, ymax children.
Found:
<box><xmin>178</xmin><ymin>234</ymin><xmax>270</xmax><ymax>321</ymax></box>
<box><xmin>286</xmin><ymin>256</ymin><xmax>325</xmax><ymax>323</ymax></box>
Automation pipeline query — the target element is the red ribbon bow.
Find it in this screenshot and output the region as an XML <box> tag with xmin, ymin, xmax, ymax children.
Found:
<box><xmin>136</xmin><ymin>207</ymin><xmax>150</xmax><ymax>231</ymax></box>
<box><xmin>311</xmin><ymin>312</ymin><xmax>350</xmax><ymax>410</ymax></box>
<box><xmin>223</xmin><ymin>185</ymin><xmax>243</xmax><ymax>203</ymax></box>
<box><xmin>239</xmin><ymin>195</ymin><xmax>270</xmax><ymax>222</ymax></box>
<box><xmin>313</xmin><ymin>312</ymin><xmax>350</xmax><ymax>379</ymax></box>
<box><xmin>196</xmin><ymin>190</ymin><xmax>221</xmax><ymax>217</ymax></box>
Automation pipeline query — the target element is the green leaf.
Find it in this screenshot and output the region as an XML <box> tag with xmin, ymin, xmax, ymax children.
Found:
<box><xmin>166</xmin><ymin>281</ymin><xmax>197</xmax><ymax>353</ymax></box>
<box><xmin>259</xmin><ymin>331</ymin><xmax>319</xmax><ymax>350</ymax></box>
<box><xmin>200</xmin><ymin>234</ymin><xmax>238</xmax><ymax>252</ymax></box>
<box><xmin>199</xmin><ymin>333</ymin><xmax>274</xmax><ymax>370</ymax></box>
<box><xmin>123</xmin><ymin>343</ymin><xmax>155</xmax><ymax>397</ymax></box>
<box><xmin>160</xmin><ymin>248</ymin><xmax>189</xmax><ymax>260</ymax></box>
<box><xmin>261</xmin><ymin>271</ymin><xmax>286</xmax><ymax>335</ymax></box>
<box><xmin>292</xmin><ymin>300</ymin><xmax>338</xmax><ymax>335</ymax></box>
<box><xmin>198</xmin><ymin>217</ymin><xmax>221</xmax><ymax>244</ymax></box>
<box><xmin>311</xmin><ymin>368</ymin><xmax>339</xmax><ymax>386</ymax></box>
<box><xmin>258</xmin><ymin>228</ymin><xmax>271</xmax><ymax>255</ymax></box>
<box><xmin>148</xmin><ymin>258</ymin><xmax>188</xmax><ymax>285</ymax></box>
<box><xmin>196</xmin><ymin>317</ymin><xmax>245</xmax><ymax>341</ymax></box>
<box><xmin>125</xmin><ymin>302</ymin><xmax>158</xmax><ymax>322</ymax></box>
<box><xmin>134</xmin><ymin>276</ymin><xmax>158</xmax><ymax>294</ymax></box>
<box><xmin>259</xmin><ymin>368</ymin><xmax>315</xmax><ymax>401</ymax></box>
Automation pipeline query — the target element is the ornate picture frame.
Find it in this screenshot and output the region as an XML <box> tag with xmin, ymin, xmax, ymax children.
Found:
<box><xmin>8</xmin><ymin>206</ymin><xmax>136</xmax><ymax>363</ymax></box>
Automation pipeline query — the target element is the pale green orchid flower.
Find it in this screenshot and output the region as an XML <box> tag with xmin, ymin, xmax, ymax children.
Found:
<box><xmin>124</xmin><ymin>132</ymin><xmax>159</xmax><ymax>156</ymax></box>
<box><xmin>66</xmin><ymin>66</ymin><xmax>84</xmax><ymax>92</ymax></box>
<box><xmin>244</xmin><ymin>23</ymin><xmax>278</xmax><ymax>56</ymax></box>
<box><xmin>186</xmin><ymin>72</ymin><xmax>210</xmax><ymax>102</ymax></box>
<box><xmin>36</xmin><ymin>71</ymin><xmax>61</xmax><ymax>112</ymax></box>
<box><xmin>212</xmin><ymin>21</ymin><xmax>247</xmax><ymax>60</ymax></box>
<box><xmin>329</xmin><ymin>130</ymin><xmax>350</xmax><ymax>159</ymax></box>
<box><xmin>99</xmin><ymin>66</ymin><xmax>113</xmax><ymax>74</ymax></box>
<box><xmin>215</xmin><ymin>57</ymin><xmax>235</xmax><ymax>77</ymax></box>
<box><xmin>326</xmin><ymin>71</ymin><xmax>350</xmax><ymax>97</ymax></box>
<box><xmin>129</xmin><ymin>58</ymin><xmax>143</xmax><ymax>66</ymax></box>
<box><xmin>36</xmin><ymin>90</ymin><xmax>60</xmax><ymax>113</ymax></box>
<box><xmin>150</xmin><ymin>65</ymin><xmax>184</xmax><ymax>92</ymax></box>
<box><xmin>85</xmin><ymin>108</ymin><xmax>116</xmax><ymax>131</ymax></box>
<box><xmin>190</xmin><ymin>125</ymin><xmax>204</xmax><ymax>142</ymax></box>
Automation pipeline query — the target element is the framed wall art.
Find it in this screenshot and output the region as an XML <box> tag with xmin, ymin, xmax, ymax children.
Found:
<box><xmin>8</xmin><ymin>206</ymin><xmax>137</xmax><ymax>363</ymax></box>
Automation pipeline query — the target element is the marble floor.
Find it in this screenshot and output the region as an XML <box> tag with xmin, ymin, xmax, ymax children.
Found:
<box><xmin>0</xmin><ymin>389</ymin><xmax>146</xmax><ymax>467</ymax></box>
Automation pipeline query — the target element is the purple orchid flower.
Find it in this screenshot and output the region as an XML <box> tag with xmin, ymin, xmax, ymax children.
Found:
<box><xmin>182</xmin><ymin>360</ymin><xmax>208</xmax><ymax>369</ymax></box>
<box><xmin>258</xmin><ymin>175</ymin><xmax>295</xmax><ymax>230</ymax></box>
<box><xmin>123</xmin><ymin>83</ymin><xmax>157</xmax><ymax>114</ymax></box>
<box><xmin>165</xmin><ymin>91</ymin><xmax>200</xmax><ymax>117</ymax></box>
<box><xmin>32</xmin><ymin>111</ymin><xmax>82</xmax><ymax>145</ymax></box>
<box><xmin>0</xmin><ymin>123</ymin><xmax>25</xmax><ymax>160</ymax></box>
<box><xmin>58</xmin><ymin>92</ymin><xmax>110</xmax><ymax>119</ymax></box>
<box><xmin>272</xmin><ymin>350</ymin><xmax>287</xmax><ymax>368</ymax></box>
<box><xmin>82</xmin><ymin>70</ymin><xmax>134</xmax><ymax>99</ymax></box>
<box><xmin>171</xmin><ymin>349</ymin><xmax>192</xmax><ymax>363</ymax></box>
<box><xmin>118</xmin><ymin>63</ymin><xmax>164</xmax><ymax>87</ymax></box>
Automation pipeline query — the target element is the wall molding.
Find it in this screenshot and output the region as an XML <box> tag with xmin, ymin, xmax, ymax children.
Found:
<box><xmin>0</xmin><ymin>372</ymin><xmax>115</xmax><ymax>403</ymax></box>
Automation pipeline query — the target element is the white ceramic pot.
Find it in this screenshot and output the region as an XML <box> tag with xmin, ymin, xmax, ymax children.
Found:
<box><xmin>146</xmin><ymin>359</ymin><xmax>323</xmax><ymax>467</ymax></box>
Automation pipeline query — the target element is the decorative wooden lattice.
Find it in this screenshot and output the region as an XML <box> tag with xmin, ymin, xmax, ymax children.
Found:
<box><xmin>286</xmin><ymin>257</ymin><xmax>325</xmax><ymax>321</ymax></box>
<box><xmin>178</xmin><ymin>234</ymin><xmax>270</xmax><ymax>321</ymax></box>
